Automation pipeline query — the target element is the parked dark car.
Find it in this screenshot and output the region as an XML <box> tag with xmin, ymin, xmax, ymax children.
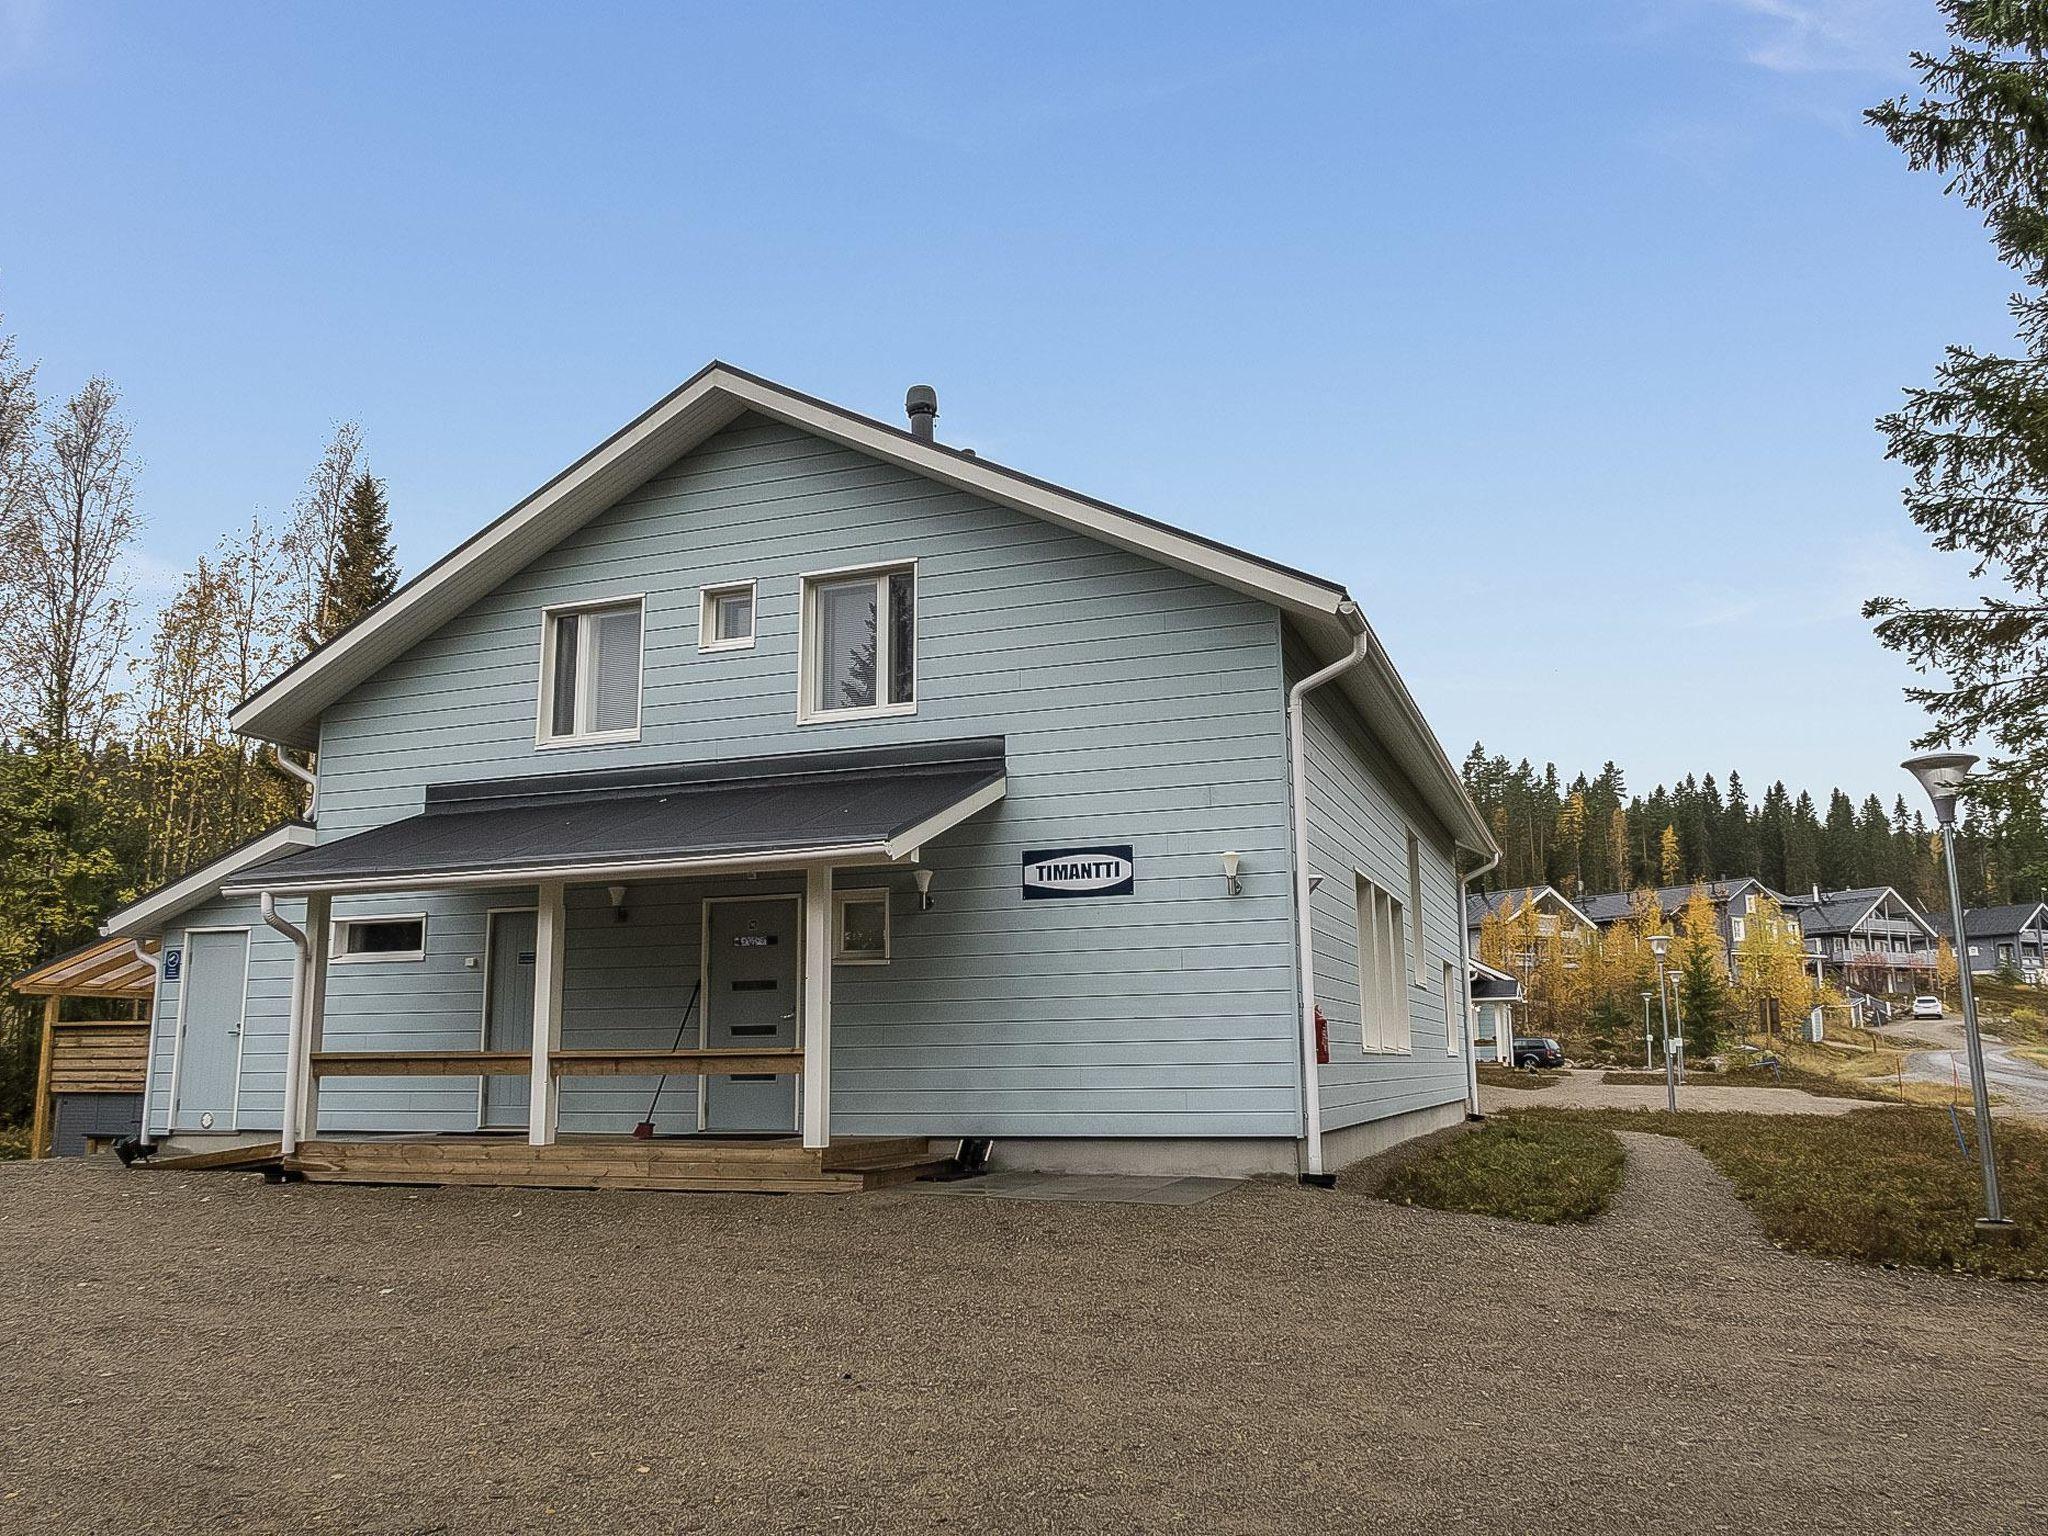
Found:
<box><xmin>1512</xmin><ymin>1036</ymin><xmax>1565</xmax><ymax>1070</ymax></box>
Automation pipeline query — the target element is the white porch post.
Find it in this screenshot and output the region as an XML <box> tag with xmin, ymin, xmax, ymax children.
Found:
<box><xmin>529</xmin><ymin>881</ymin><xmax>566</xmax><ymax>1146</ymax></box>
<box><xmin>802</xmin><ymin>864</ymin><xmax>833</xmax><ymax>1149</ymax></box>
<box><xmin>295</xmin><ymin>894</ymin><xmax>331</xmax><ymax>1146</ymax></box>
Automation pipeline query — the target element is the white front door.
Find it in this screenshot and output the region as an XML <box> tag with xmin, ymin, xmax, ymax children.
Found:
<box><xmin>702</xmin><ymin>897</ymin><xmax>801</xmax><ymax>1133</ymax></box>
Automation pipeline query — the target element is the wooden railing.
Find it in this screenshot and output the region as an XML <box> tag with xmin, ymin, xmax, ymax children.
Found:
<box><xmin>309</xmin><ymin>1048</ymin><xmax>803</xmax><ymax>1079</ymax></box>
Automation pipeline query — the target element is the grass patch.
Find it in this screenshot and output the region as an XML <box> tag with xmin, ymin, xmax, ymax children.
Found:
<box><xmin>1379</xmin><ymin>1118</ymin><xmax>1625</xmax><ymax>1225</ymax></box>
<box><xmin>1513</xmin><ymin>1106</ymin><xmax>2048</xmax><ymax>1281</ymax></box>
<box><xmin>1970</xmin><ymin>980</ymin><xmax>2048</xmax><ymax>1047</ymax></box>
<box><xmin>1475</xmin><ymin>1064</ymin><xmax>1561</xmax><ymax>1090</ymax></box>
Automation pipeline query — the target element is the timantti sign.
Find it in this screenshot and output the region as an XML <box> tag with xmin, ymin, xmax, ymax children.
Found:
<box><xmin>1021</xmin><ymin>845</ymin><xmax>1135</xmax><ymax>899</ymax></box>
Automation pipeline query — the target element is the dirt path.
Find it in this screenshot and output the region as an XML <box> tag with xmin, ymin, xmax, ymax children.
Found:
<box><xmin>1</xmin><ymin>1152</ymin><xmax>2044</xmax><ymax>1534</ymax></box>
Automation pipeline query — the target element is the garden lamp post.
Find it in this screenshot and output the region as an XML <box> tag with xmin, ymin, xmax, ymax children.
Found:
<box><xmin>1641</xmin><ymin>991</ymin><xmax>1655</xmax><ymax>1069</ymax></box>
<box><xmin>1649</xmin><ymin>932</ymin><xmax>1676</xmax><ymax>1113</ymax></box>
<box><xmin>1903</xmin><ymin>751</ymin><xmax>2014</xmax><ymax>1234</ymax></box>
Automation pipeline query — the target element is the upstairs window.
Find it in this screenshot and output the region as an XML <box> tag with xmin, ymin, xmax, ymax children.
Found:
<box><xmin>800</xmin><ymin>564</ymin><xmax>915</xmax><ymax>722</ymax></box>
<box><xmin>539</xmin><ymin>598</ymin><xmax>643</xmax><ymax>746</ymax></box>
<box><xmin>699</xmin><ymin>582</ymin><xmax>755</xmax><ymax>651</ymax></box>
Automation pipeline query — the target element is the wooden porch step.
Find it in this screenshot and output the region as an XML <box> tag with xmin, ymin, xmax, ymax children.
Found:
<box><xmin>141</xmin><ymin>1141</ymin><xmax>283</xmax><ymax>1172</ymax></box>
<box><xmin>284</xmin><ymin>1134</ymin><xmax>950</xmax><ymax>1194</ymax></box>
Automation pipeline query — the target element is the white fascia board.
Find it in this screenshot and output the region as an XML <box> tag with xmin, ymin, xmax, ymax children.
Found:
<box><xmin>221</xmin><ymin>840</ymin><xmax>902</xmax><ymax>899</ymax></box>
<box><xmin>882</xmin><ymin>776</ymin><xmax>1007</xmax><ymax>860</ymax></box>
<box><xmin>101</xmin><ymin>824</ymin><xmax>318</xmax><ymax>938</ymax></box>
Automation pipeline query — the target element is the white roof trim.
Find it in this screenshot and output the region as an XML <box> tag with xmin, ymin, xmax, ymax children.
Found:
<box><xmin>101</xmin><ymin>823</ymin><xmax>317</xmax><ymax>938</ymax></box>
<box><xmin>226</xmin><ymin>362</ymin><xmax>1493</xmax><ymax>855</ymax></box>
<box><xmin>223</xmin><ymin>841</ymin><xmax>901</xmax><ymax>898</ymax></box>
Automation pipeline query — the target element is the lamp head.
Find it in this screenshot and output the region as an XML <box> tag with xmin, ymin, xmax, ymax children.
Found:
<box><xmin>1902</xmin><ymin>752</ymin><xmax>1979</xmax><ymax>824</ymax></box>
<box><xmin>913</xmin><ymin>867</ymin><xmax>935</xmax><ymax>910</ymax></box>
<box><xmin>1648</xmin><ymin>931</ymin><xmax>1671</xmax><ymax>961</ymax></box>
<box><xmin>1221</xmin><ymin>850</ymin><xmax>1242</xmax><ymax>896</ymax></box>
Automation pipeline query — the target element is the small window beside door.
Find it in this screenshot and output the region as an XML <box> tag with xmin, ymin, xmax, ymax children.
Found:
<box><xmin>538</xmin><ymin>597</ymin><xmax>643</xmax><ymax>747</ymax></box>
<box><xmin>333</xmin><ymin>915</ymin><xmax>427</xmax><ymax>962</ymax></box>
<box><xmin>699</xmin><ymin>582</ymin><xmax>756</xmax><ymax>651</ymax></box>
<box><xmin>833</xmin><ymin>891</ymin><xmax>890</xmax><ymax>964</ymax></box>
<box><xmin>799</xmin><ymin>564</ymin><xmax>915</xmax><ymax>722</ymax></box>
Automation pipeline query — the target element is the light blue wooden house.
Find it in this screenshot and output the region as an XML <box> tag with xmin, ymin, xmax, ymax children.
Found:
<box><xmin>101</xmin><ymin>365</ymin><xmax>1498</xmax><ymax>1190</ymax></box>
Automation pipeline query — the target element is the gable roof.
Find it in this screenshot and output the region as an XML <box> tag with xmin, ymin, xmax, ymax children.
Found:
<box><xmin>1787</xmin><ymin>886</ymin><xmax>1939</xmax><ymax>940</ymax></box>
<box><xmin>228</xmin><ymin>362</ymin><xmax>1495</xmax><ymax>854</ymax></box>
<box><xmin>1927</xmin><ymin>901</ymin><xmax>2048</xmax><ymax>942</ymax></box>
<box><xmin>100</xmin><ymin>822</ymin><xmax>316</xmax><ymax>940</ymax></box>
<box><xmin>1464</xmin><ymin>885</ymin><xmax>1595</xmax><ymax>932</ymax></box>
<box><xmin>1577</xmin><ymin>878</ymin><xmax>1772</xmax><ymax>926</ymax></box>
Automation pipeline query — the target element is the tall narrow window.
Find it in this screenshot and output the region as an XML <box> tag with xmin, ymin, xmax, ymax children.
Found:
<box><xmin>801</xmin><ymin>564</ymin><xmax>916</xmax><ymax>721</ymax></box>
<box><xmin>1406</xmin><ymin>831</ymin><xmax>1426</xmax><ymax>983</ymax></box>
<box><xmin>539</xmin><ymin>598</ymin><xmax>643</xmax><ymax>745</ymax></box>
<box><xmin>1443</xmin><ymin>960</ymin><xmax>1460</xmax><ymax>1057</ymax></box>
<box><xmin>1355</xmin><ymin>874</ymin><xmax>1410</xmax><ymax>1053</ymax></box>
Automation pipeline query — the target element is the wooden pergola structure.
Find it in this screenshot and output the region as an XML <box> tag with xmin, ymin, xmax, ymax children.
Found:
<box><xmin>14</xmin><ymin>937</ymin><xmax>157</xmax><ymax>1159</ymax></box>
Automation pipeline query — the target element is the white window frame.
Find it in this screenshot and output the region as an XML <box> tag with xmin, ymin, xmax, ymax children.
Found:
<box><xmin>1442</xmin><ymin>959</ymin><xmax>1460</xmax><ymax>1058</ymax></box>
<box><xmin>797</xmin><ymin>560</ymin><xmax>918</xmax><ymax>725</ymax></box>
<box><xmin>330</xmin><ymin>912</ymin><xmax>429</xmax><ymax>964</ymax></box>
<box><xmin>831</xmin><ymin>889</ymin><xmax>891</xmax><ymax>965</ymax></box>
<box><xmin>1355</xmin><ymin>872</ymin><xmax>1411</xmax><ymax>1054</ymax></box>
<box><xmin>1406</xmin><ymin>831</ymin><xmax>1427</xmax><ymax>986</ymax></box>
<box><xmin>1731</xmin><ymin>916</ymin><xmax>1747</xmax><ymax>943</ymax></box>
<box><xmin>698</xmin><ymin>581</ymin><xmax>757</xmax><ymax>652</ymax></box>
<box><xmin>535</xmin><ymin>595</ymin><xmax>645</xmax><ymax>748</ymax></box>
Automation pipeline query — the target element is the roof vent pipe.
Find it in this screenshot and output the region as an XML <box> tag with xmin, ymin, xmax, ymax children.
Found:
<box><xmin>905</xmin><ymin>384</ymin><xmax>937</xmax><ymax>443</ymax></box>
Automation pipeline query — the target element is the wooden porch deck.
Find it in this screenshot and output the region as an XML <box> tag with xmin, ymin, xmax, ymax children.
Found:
<box><xmin>284</xmin><ymin>1133</ymin><xmax>951</xmax><ymax>1194</ymax></box>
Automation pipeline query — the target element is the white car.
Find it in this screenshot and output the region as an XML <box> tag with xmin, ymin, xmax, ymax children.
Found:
<box><xmin>1911</xmin><ymin>996</ymin><xmax>1944</xmax><ymax>1020</ymax></box>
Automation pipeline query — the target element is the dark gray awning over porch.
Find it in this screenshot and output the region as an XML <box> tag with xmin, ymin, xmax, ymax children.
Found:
<box><xmin>224</xmin><ymin>738</ymin><xmax>1007</xmax><ymax>896</ymax></box>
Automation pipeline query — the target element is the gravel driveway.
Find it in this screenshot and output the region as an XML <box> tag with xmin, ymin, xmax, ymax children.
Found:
<box><xmin>1480</xmin><ymin>1068</ymin><xmax>1878</xmax><ymax>1116</ymax></box>
<box><xmin>2</xmin><ymin>1147</ymin><xmax>2044</xmax><ymax>1534</ymax></box>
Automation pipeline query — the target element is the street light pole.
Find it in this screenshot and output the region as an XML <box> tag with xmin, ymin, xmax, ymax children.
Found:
<box><xmin>1903</xmin><ymin>752</ymin><xmax>2014</xmax><ymax>1235</ymax></box>
<box><xmin>1641</xmin><ymin>990</ymin><xmax>1654</xmax><ymax>1070</ymax></box>
<box><xmin>1650</xmin><ymin>932</ymin><xmax>1676</xmax><ymax>1113</ymax></box>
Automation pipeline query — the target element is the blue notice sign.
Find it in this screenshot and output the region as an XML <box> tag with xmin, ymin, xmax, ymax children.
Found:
<box><xmin>162</xmin><ymin>948</ymin><xmax>182</xmax><ymax>981</ymax></box>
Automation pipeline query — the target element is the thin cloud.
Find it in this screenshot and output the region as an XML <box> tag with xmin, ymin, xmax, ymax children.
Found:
<box><xmin>1717</xmin><ymin>0</ymin><xmax>1927</xmax><ymax>77</ymax></box>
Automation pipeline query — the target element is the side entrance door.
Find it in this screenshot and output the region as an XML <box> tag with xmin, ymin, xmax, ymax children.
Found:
<box><xmin>702</xmin><ymin>897</ymin><xmax>800</xmax><ymax>1133</ymax></box>
<box><xmin>481</xmin><ymin>909</ymin><xmax>538</xmax><ymax>1129</ymax></box>
<box><xmin>171</xmin><ymin>928</ymin><xmax>249</xmax><ymax>1132</ymax></box>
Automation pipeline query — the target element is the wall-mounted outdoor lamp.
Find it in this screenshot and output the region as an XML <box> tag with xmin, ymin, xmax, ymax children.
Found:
<box><xmin>607</xmin><ymin>883</ymin><xmax>630</xmax><ymax>923</ymax></box>
<box><xmin>1222</xmin><ymin>851</ymin><xmax>1242</xmax><ymax>896</ymax></box>
<box><xmin>914</xmin><ymin>868</ymin><xmax>935</xmax><ymax>911</ymax></box>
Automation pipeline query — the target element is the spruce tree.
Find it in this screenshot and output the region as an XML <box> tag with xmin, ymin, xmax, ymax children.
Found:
<box><xmin>318</xmin><ymin>471</ymin><xmax>399</xmax><ymax>642</ymax></box>
<box><xmin>1866</xmin><ymin>5</ymin><xmax>2048</xmax><ymax>798</ymax></box>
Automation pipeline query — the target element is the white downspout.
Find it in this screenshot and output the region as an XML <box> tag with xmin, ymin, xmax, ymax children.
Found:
<box><xmin>270</xmin><ymin>744</ymin><xmax>318</xmax><ymax>822</ymax></box>
<box><xmin>129</xmin><ymin>940</ymin><xmax>165</xmax><ymax>1147</ymax></box>
<box><xmin>1456</xmin><ymin>847</ymin><xmax>1502</xmax><ymax>1115</ymax></box>
<box><xmin>1289</xmin><ymin>601</ymin><xmax>1372</xmax><ymax>1184</ymax></box>
<box><xmin>261</xmin><ymin>892</ymin><xmax>310</xmax><ymax>1157</ymax></box>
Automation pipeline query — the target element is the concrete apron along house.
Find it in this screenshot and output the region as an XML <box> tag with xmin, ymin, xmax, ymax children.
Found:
<box><xmin>102</xmin><ymin>363</ymin><xmax>1497</xmax><ymax>1194</ymax></box>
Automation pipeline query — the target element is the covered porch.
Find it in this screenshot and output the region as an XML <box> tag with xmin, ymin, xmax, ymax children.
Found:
<box><xmin>218</xmin><ymin>738</ymin><xmax>1005</xmax><ymax>1190</ymax></box>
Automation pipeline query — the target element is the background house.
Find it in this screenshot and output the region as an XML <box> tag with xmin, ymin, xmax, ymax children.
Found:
<box><xmin>1929</xmin><ymin>901</ymin><xmax>2048</xmax><ymax>984</ymax></box>
<box><xmin>1785</xmin><ymin>886</ymin><xmax>1940</xmax><ymax>995</ymax></box>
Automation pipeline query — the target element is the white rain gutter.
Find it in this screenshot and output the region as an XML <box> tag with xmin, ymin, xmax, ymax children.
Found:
<box><xmin>128</xmin><ymin>940</ymin><xmax>165</xmax><ymax>1149</ymax></box>
<box><xmin>260</xmin><ymin>893</ymin><xmax>310</xmax><ymax>1157</ymax></box>
<box><xmin>1289</xmin><ymin>601</ymin><xmax>1371</xmax><ymax>1184</ymax></box>
<box><xmin>270</xmin><ymin>744</ymin><xmax>318</xmax><ymax>822</ymax></box>
<box><xmin>1456</xmin><ymin>847</ymin><xmax>1502</xmax><ymax>1116</ymax></box>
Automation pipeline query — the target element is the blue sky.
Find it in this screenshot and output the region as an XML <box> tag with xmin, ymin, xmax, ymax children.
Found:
<box><xmin>0</xmin><ymin>0</ymin><xmax>2011</xmax><ymax>805</ymax></box>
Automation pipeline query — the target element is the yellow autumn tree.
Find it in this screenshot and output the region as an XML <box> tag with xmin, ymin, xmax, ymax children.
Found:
<box><xmin>1672</xmin><ymin>885</ymin><xmax>1733</xmax><ymax>1059</ymax></box>
<box><xmin>1734</xmin><ymin>891</ymin><xmax>1809</xmax><ymax>1038</ymax></box>
<box><xmin>1659</xmin><ymin>824</ymin><xmax>1683</xmax><ymax>886</ymax></box>
<box><xmin>1935</xmin><ymin>937</ymin><xmax>1960</xmax><ymax>997</ymax></box>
